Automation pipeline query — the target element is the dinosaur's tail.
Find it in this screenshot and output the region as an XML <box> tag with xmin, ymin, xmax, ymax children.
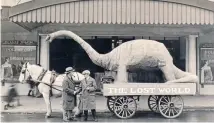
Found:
<box><xmin>171</xmin><ymin>65</ymin><xmax>199</xmax><ymax>83</ymax></box>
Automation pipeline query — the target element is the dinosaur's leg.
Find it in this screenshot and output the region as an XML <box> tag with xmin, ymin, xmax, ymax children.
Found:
<box><xmin>160</xmin><ymin>63</ymin><xmax>176</xmax><ymax>82</ymax></box>
<box><xmin>116</xmin><ymin>65</ymin><xmax>128</xmax><ymax>83</ymax></box>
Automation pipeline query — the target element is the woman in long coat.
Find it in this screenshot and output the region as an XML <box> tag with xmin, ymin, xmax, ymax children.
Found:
<box><xmin>78</xmin><ymin>70</ymin><xmax>97</xmax><ymax>121</ymax></box>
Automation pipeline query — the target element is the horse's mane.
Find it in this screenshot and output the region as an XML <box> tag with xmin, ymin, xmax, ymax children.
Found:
<box><xmin>30</xmin><ymin>64</ymin><xmax>62</xmax><ymax>75</ymax></box>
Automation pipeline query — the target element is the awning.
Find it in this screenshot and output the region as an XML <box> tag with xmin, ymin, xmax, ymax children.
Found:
<box><xmin>9</xmin><ymin>0</ymin><xmax>214</xmax><ymax>30</ymax></box>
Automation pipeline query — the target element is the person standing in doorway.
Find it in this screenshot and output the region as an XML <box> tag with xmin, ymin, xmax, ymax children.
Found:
<box><xmin>62</xmin><ymin>67</ymin><xmax>77</xmax><ymax>121</ymax></box>
<box><xmin>77</xmin><ymin>70</ymin><xmax>97</xmax><ymax>122</ymax></box>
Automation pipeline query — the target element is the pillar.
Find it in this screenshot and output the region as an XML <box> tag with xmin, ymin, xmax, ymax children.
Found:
<box><xmin>187</xmin><ymin>35</ymin><xmax>198</xmax><ymax>75</ymax></box>
<box><xmin>185</xmin><ymin>37</ymin><xmax>189</xmax><ymax>72</ymax></box>
<box><xmin>40</xmin><ymin>35</ymin><xmax>50</xmax><ymax>70</ymax></box>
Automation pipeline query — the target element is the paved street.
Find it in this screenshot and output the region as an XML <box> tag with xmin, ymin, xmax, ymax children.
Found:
<box><xmin>1</xmin><ymin>111</ymin><xmax>214</xmax><ymax>122</ymax></box>
<box><xmin>1</xmin><ymin>95</ymin><xmax>214</xmax><ymax>122</ymax></box>
<box><xmin>2</xmin><ymin>95</ymin><xmax>214</xmax><ymax>113</ymax></box>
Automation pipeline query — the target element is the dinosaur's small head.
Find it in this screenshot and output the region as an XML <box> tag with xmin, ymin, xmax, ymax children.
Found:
<box><xmin>45</xmin><ymin>34</ymin><xmax>54</xmax><ymax>43</ymax></box>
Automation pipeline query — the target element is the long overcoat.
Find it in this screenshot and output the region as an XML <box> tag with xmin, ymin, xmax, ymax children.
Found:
<box><xmin>62</xmin><ymin>74</ymin><xmax>76</xmax><ymax>110</ymax></box>
<box><xmin>78</xmin><ymin>76</ymin><xmax>97</xmax><ymax>110</ymax></box>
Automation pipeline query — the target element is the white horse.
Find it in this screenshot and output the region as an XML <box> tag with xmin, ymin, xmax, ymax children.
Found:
<box><xmin>18</xmin><ymin>62</ymin><xmax>85</xmax><ymax>118</ymax></box>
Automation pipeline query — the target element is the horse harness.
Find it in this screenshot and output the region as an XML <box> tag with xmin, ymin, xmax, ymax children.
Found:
<box><xmin>36</xmin><ymin>69</ymin><xmax>59</xmax><ymax>91</ymax></box>
<box><xmin>37</xmin><ymin>69</ymin><xmax>48</xmax><ymax>82</ymax></box>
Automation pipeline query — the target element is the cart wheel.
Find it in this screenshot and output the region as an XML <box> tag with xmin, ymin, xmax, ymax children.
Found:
<box><xmin>158</xmin><ymin>95</ymin><xmax>184</xmax><ymax>118</ymax></box>
<box><xmin>113</xmin><ymin>96</ymin><xmax>137</xmax><ymax>119</ymax></box>
<box><xmin>107</xmin><ymin>96</ymin><xmax>116</xmax><ymax>113</ymax></box>
<box><xmin>148</xmin><ymin>95</ymin><xmax>160</xmax><ymax>113</ymax></box>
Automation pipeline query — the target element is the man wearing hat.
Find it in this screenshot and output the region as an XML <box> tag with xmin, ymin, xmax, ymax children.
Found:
<box><xmin>77</xmin><ymin>70</ymin><xmax>98</xmax><ymax>121</ymax></box>
<box><xmin>62</xmin><ymin>67</ymin><xmax>77</xmax><ymax>121</ymax></box>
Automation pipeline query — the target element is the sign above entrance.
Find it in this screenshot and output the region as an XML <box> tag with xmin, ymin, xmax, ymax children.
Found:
<box><xmin>1</xmin><ymin>40</ymin><xmax>37</xmax><ymax>46</ymax></box>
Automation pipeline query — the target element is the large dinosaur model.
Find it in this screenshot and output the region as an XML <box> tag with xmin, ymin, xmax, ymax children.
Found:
<box><xmin>45</xmin><ymin>30</ymin><xmax>198</xmax><ymax>83</ymax></box>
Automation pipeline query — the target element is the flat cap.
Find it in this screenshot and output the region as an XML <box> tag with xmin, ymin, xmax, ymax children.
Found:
<box><xmin>82</xmin><ymin>70</ymin><xmax>90</xmax><ymax>75</ymax></box>
<box><xmin>65</xmin><ymin>67</ymin><xmax>74</xmax><ymax>73</ymax></box>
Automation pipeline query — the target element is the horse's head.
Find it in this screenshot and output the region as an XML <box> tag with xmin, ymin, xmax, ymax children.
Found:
<box><xmin>70</xmin><ymin>72</ymin><xmax>85</xmax><ymax>82</ymax></box>
<box><xmin>19</xmin><ymin>62</ymin><xmax>31</xmax><ymax>84</ymax></box>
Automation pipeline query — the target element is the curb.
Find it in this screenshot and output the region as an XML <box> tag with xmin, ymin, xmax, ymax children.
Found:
<box><xmin>2</xmin><ymin>107</ymin><xmax>214</xmax><ymax>114</ymax></box>
<box><xmin>1</xmin><ymin>110</ymin><xmax>110</xmax><ymax>114</ymax></box>
<box><xmin>183</xmin><ymin>107</ymin><xmax>214</xmax><ymax>111</ymax></box>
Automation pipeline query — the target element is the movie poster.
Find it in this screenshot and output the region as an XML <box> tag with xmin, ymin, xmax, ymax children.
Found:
<box><xmin>1</xmin><ymin>40</ymin><xmax>37</xmax><ymax>83</ymax></box>
<box><xmin>200</xmin><ymin>43</ymin><xmax>214</xmax><ymax>85</ymax></box>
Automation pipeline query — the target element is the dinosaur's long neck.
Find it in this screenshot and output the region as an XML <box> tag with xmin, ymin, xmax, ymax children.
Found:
<box><xmin>49</xmin><ymin>30</ymin><xmax>105</xmax><ymax>67</ymax></box>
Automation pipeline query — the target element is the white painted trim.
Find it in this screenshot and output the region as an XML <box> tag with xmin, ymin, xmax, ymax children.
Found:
<box><xmin>40</xmin><ymin>35</ymin><xmax>50</xmax><ymax>70</ymax></box>
<box><xmin>38</xmin><ymin>34</ymin><xmax>48</xmax><ymax>36</ymax></box>
<box><xmin>188</xmin><ymin>35</ymin><xmax>198</xmax><ymax>75</ymax></box>
<box><xmin>186</xmin><ymin>37</ymin><xmax>189</xmax><ymax>72</ymax></box>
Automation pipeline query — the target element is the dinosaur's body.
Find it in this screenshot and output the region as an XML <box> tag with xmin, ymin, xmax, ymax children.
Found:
<box><xmin>46</xmin><ymin>30</ymin><xmax>198</xmax><ymax>83</ymax></box>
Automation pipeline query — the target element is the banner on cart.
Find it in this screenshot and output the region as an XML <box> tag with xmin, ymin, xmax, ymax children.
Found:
<box><xmin>103</xmin><ymin>83</ymin><xmax>196</xmax><ymax>96</ymax></box>
<box><xmin>1</xmin><ymin>45</ymin><xmax>37</xmax><ymax>83</ymax></box>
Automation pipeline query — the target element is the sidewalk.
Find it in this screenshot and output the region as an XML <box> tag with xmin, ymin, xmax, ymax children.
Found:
<box><xmin>1</xmin><ymin>95</ymin><xmax>214</xmax><ymax>114</ymax></box>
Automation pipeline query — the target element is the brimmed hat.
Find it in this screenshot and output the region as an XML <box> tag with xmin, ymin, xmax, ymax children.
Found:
<box><xmin>65</xmin><ymin>67</ymin><xmax>75</xmax><ymax>73</ymax></box>
<box><xmin>82</xmin><ymin>70</ymin><xmax>90</xmax><ymax>75</ymax></box>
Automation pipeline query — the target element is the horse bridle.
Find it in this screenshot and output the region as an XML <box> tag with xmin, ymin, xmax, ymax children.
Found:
<box><xmin>21</xmin><ymin>63</ymin><xmax>31</xmax><ymax>81</ymax></box>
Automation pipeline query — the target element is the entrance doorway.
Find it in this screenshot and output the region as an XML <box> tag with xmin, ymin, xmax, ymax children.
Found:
<box><xmin>49</xmin><ymin>37</ymin><xmax>112</xmax><ymax>77</ymax></box>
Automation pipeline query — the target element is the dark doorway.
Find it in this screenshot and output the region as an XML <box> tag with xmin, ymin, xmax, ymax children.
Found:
<box><xmin>49</xmin><ymin>37</ymin><xmax>112</xmax><ymax>77</ymax></box>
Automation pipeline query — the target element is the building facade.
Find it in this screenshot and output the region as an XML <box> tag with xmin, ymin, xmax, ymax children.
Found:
<box><xmin>1</xmin><ymin>0</ymin><xmax>214</xmax><ymax>95</ymax></box>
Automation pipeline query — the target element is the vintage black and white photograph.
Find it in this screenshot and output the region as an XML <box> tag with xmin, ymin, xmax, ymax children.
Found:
<box><xmin>1</xmin><ymin>0</ymin><xmax>214</xmax><ymax>122</ymax></box>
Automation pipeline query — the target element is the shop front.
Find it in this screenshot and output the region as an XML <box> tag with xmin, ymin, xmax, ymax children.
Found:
<box><xmin>1</xmin><ymin>32</ymin><xmax>38</xmax><ymax>96</ymax></box>
<box><xmin>6</xmin><ymin>0</ymin><xmax>214</xmax><ymax>95</ymax></box>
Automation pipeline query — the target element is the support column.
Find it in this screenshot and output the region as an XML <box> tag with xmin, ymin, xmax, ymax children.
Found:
<box><xmin>40</xmin><ymin>35</ymin><xmax>50</xmax><ymax>70</ymax></box>
<box><xmin>187</xmin><ymin>35</ymin><xmax>198</xmax><ymax>75</ymax></box>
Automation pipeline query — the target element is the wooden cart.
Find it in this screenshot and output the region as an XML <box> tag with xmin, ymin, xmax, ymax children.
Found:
<box><xmin>102</xmin><ymin>82</ymin><xmax>196</xmax><ymax>119</ymax></box>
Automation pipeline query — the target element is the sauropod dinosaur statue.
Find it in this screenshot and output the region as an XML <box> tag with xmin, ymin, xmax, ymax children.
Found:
<box><xmin>45</xmin><ymin>30</ymin><xmax>198</xmax><ymax>83</ymax></box>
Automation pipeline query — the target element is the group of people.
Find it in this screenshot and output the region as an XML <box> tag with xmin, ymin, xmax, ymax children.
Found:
<box><xmin>62</xmin><ymin>67</ymin><xmax>98</xmax><ymax>122</ymax></box>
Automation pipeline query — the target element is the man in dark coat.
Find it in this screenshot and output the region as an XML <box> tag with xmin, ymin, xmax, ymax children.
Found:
<box><xmin>77</xmin><ymin>70</ymin><xmax>97</xmax><ymax>121</ymax></box>
<box><xmin>62</xmin><ymin>67</ymin><xmax>77</xmax><ymax>121</ymax></box>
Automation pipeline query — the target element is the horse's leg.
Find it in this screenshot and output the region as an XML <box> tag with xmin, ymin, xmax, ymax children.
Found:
<box><xmin>43</xmin><ymin>92</ymin><xmax>52</xmax><ymax>118</ymax></box>
<box><xmin>38</xmin><ymin>83</ymin><xmax>52</xmax><ymax>118</ymax></box>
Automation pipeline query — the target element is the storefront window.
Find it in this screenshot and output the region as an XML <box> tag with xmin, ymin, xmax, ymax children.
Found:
<box><xmin>200</xmin><ymin>43</ymin><xmax>214</xmax><ymax>85</ymax></box>
<box><xmin>1</xmin><ymin>40</ymin><xmax>37</xmax><ymax>84</ymax></box>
